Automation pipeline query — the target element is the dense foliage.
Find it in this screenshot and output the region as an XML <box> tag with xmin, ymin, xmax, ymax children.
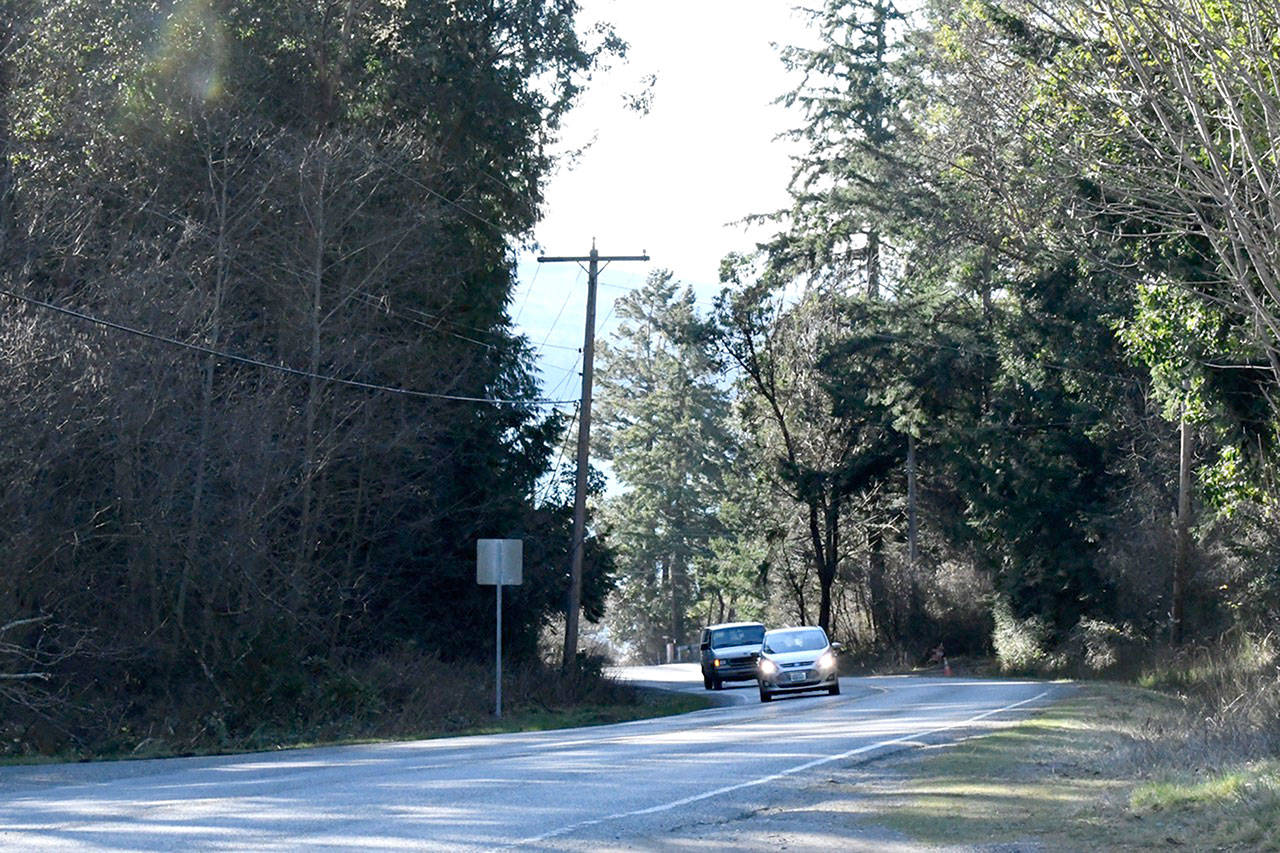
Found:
<box><xmin>597</xmin><ymin>0</ymin><xmax>1279</xmax><ymax>668</ymax></box>
<box><xmin>0</xmin><ymin>0</ymin><xmax>617</xmax><ymax>753</ymax></box>
<box><xmin>5</xmin><ymin>0</ymin><xmax>1278</xmax><ymax>753</ymax></box>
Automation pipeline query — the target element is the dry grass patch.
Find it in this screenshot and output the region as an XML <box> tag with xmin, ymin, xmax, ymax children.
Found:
<box><xmin>1129</xmin><ymin>762</ymin><xmax>1280</xmax><ymax>851</ymax></box>
<box><xmin>866</xmin><ymin>683</ymin><xmax>1278</xmax><ymax>851</ymax></box>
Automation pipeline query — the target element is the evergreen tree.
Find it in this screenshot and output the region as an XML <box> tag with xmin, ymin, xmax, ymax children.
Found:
<box><xmin>595</xmin><ymin>271</ymin><xmax>735</xmax><ymax>660</ymax></box>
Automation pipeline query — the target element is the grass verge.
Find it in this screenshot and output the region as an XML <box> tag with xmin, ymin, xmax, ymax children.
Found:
<box><xmin>431</xmin><ymin>688</ymin><xmax>713</xmax><ymax>739</ymax></box>
<box><xmin>871</xmin><ymin>683</ymin><xmax>1279</xmax><ymax>851</ymax></box>
<box><xmin>2</xmin><ymin>654</ymin><xmax>715</xmax><ymax>764</ymax></box>
<box><xmin>254</xmin><ymin>687</ymin><xmax>714</xmax><ymax>754</ymax></box>
<box><xmin>0</xmin><ymin>688</ymin><xmax>712</xmax><ymax>765</ymax></box>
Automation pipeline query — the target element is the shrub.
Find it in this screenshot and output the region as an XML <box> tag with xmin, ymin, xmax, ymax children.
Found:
<box><xmin>1134</xmin><ymin>631</ymin><xmax>1280</xmax><ymax>765</ymax></box>
<box><xmin>1055</xmin><ymin>618</ymin><xmax>1144</xmax><ymax>677</ymax></box>
<box><xmin>992</xmin><ymin>597</ymin><xmax>1050</xmax><ymax>673</ymax></box>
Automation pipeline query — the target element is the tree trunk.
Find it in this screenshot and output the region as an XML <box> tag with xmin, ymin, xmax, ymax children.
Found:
<box><xmin>866</xmin><ymin>230</ymin><xmax>880</xmax><ymax>299</ymax></box>
<box><xmin>810</xmin><ymin>487</ymin><xmax>840</xmax><ymax>633</ymax></box>
<box><xmin>296</xmin><ymin>145</ymin><xmax>328</xmax><ymax>607</ymax></box>
<box><xmin>866</xmin><ymin>517</ymin><xmax>893</xmax><ymax>644</ymax></box>
<box><xmin>1171</xmin><ymin>403</ymin><xmax>1192</xmax><ymax>644</ymax></box>
<box><xmin>177</xmin><ymin>137</ymin><xmax>231</xmax><ymax>631</ymax></box>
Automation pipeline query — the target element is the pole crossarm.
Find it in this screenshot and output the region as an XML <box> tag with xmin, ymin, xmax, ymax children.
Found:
<box><xmin>537</xmin><ymin>245</ymin><xmax>648</xmax><ymax>670</ymax></box>
<box><xmin>538</xmin><ymin>255</ymin><xmax>650</xmax><ymax>263</ymax></box>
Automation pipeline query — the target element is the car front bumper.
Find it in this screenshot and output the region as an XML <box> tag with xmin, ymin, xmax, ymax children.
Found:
<box><xmin>759</xmin><ymin>667</ymin><xmax>838</xmax><ymax>692</ymax></box>
<box><xmin>708</xmin><ymin>658</ymin><xmax>759</xmax><ymax>681</ymax></box>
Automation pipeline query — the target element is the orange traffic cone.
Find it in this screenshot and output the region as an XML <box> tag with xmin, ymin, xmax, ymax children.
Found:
<box><xmin>943</xmin><ymin>657</ymin><xmax>953</xmax><ymax>677</ymax></box>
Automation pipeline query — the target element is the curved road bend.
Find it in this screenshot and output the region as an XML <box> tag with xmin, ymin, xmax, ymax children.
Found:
<box><xmin>0</xmin><ymin>671</ymin><xmax>1061</xmax><ymax>850</ymax></box>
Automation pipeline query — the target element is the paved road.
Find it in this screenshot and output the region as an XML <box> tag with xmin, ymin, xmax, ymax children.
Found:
<box><xmin>0</xmin><ymin>670</ymin><xmax>1058</xmax><ymax>850</ymax></box>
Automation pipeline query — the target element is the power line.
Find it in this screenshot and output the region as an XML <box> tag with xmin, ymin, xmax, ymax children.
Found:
<box><xmin>0</xmin><ymin>286</ymin><xmax>576</xmax><ymax>408</ymax></box>
<box><xmin>349</xmin><ymin>290</ymin><xmax>498</xmax><ymax>351</ymax></box>
<box><xmin>515</xmin><ymin>256</ymin><xmax>541</xmax><ymax>325</ymax></box>
<box><xmin>596</xmin><ymin>277</ymin><xmax>720</xmax><ymax>311</ymax></box>
<box><xmin>544</xmin><ymin>352</ymin><xmax>585</xmax><ymax>402</ymax></box>
<box><xmin>529</xmin><ymin>265</ymin><xmax>584</xmax><ymax>373</ymax></box>
<box><xmin>539</xmin><ymin>289</ymin><xmax>627</xmax><ymax>401</ymax></box>
<box><xmin>352</xmin><ymin>286</ymin><xmax>581</xmax><ymax>355</ymax></box>
<box><xmin>538</xmin><ymin>402</ymin><xmax>581</xmax><ymax>505</ymax></box>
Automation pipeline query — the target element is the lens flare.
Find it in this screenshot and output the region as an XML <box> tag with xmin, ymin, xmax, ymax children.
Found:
<box><xmin>152</xmin><ymin>0</ymin><xmax>227</xmax><ymax>103</ymax></box>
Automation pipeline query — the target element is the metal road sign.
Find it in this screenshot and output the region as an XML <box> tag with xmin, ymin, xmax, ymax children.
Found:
<box><xmin>477</xmin><ymin>538</ymin><xmax>522</xmax><ymax>718</ymax></box>
<box><xmin>477</xmin><ymin>538</ymin><xmax>523</xmax><ymax>586</ymax></box>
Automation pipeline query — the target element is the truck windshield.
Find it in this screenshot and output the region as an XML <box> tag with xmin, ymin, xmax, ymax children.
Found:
<box><xmin>711</xmin><ymin>625</ymin><xmax>764</xmax><ymax>647</ymax></box>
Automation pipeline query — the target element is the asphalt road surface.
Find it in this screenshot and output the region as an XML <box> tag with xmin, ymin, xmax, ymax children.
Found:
<box><xmin>0</xmin><ymin>668</ymin><xmax>1059</xmax><ymax>850</ymax></box>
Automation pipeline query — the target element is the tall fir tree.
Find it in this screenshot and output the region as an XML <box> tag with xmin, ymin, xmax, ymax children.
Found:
<box><xmin>595</xmin><ymin>271</ymin><xmax>735</xmax><ymax>661</ymax></box>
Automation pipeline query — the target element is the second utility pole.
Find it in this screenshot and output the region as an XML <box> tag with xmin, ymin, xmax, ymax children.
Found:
<box><xmin>538</xmin><ymin>244</ymin><xmax>648</xmax><ymax>670</ymax></box>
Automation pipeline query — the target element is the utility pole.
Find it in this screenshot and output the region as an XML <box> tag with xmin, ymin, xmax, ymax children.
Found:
<box><xmin>538</xmin><ymin>244</ymin><xmax>648</xmax><ymax>669</ymax></box>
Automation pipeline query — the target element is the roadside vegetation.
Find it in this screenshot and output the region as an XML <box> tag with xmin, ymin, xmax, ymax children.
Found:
<box><xmin>0</xmin><ymin>0</ymin><xmax>627</xmax><ymax>757</ymax></box>
<box><xmin>2</xmin><ymin>654</ymin><xmax>707</xmax><ymax>761</ymax></box>
<box><xmin>875</xmin><ymin>633</ymin><xmax>1280</xmax><ymax>849</ymax></box>
<box><xmin>3</xmin><ymin>0</ymin><xmax>1280</xmax><ymax>767</ymax></box>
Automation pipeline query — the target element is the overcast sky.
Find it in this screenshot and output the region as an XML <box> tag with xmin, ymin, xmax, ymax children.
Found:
<box><xmin>512</xmin><ymin>0</ymin><xmax>813</xmax><ymax>403</ymax></box>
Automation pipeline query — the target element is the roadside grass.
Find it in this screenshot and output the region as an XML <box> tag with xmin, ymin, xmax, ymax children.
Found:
<box><xmin>1129</xmin><ymin>764</ymin><xmax>1280</xmax><ymax>850</ymax></box>
<box><xmin>870</xmin><ymin>683</ymin><xmax>1280</xmax><ymax>851</ymax></box>
<box><xmin>440</xmin><ymin>689</ymin><xmax>713</xmax><ymax>738</ymax></box>
<box><xmin>2</xmin><ymin>655</ymin><xmax>712</xmax><ymax>764</ymax></box>
<box><xmin>267</xmin><ymin>688</ymin><xmax>713</xmax><ymax>752</ymax></box>
<box><xmin>0</xmin><ymin>688</ymin><xmax>710</xmax><ymax>766</ymax></box>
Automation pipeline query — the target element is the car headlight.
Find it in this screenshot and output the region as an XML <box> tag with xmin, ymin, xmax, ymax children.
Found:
<box><xmin>759</xmin><ymin>659</ymin><xmax>778</xmax><ymax>676</ymax></box>
<box><xmin>817</xmin><ymin>652</ymin><xmax>836</xmax><ymax>670</ymax></box>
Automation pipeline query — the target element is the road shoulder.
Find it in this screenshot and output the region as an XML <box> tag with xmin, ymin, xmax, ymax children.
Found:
<box><xmin>625</xmin><ymin>680</ymin><xmax>1278</xmax><ymax>852</ymax></box>
<box><xmin>853</xmin><ymin>682</ymin><xmax>1277</xmax><ymax>850</ymax></box>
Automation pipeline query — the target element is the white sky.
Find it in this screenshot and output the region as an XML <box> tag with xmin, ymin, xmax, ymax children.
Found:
<box><xmin>511</xmin><ymin>0</ymin><xmax>813</xmax><ymax>402</ymax></box>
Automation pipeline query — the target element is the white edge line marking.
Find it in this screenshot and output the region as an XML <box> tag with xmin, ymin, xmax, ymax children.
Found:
<box><xmin>504</xmin><ymin>687</ymin><xmax>1054</xmax><ymax>849</ymax></box>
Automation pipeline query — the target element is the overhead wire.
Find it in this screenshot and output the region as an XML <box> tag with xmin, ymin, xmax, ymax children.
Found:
<box><xmin>544</xmin><ymin>349</ymin><xmax>585</xmax><ymax>405</ymax></box>
<box><xmin>589</xmin><ymin>269</ymin><xmax>1149</xmax><ymax>391</ymax></box>
<box><xmin>541</xmin><ymin>276</ymin><xmax>632</xmax><ymax>402</ymax></box>
<box><xmin>525</xmin><ymin>264</ymin><xmax>589</xmax><ymax>403</ymax></box>
<box><xmin>0</xmin><ymin>286</ymin><xmax>577</xmax><ymax>408</ymax></box>
<box><xmin>850</xmin><ymin>330</ymin><xmax>1146</xmax><ymax>388</ymax></box>
<box><xmin>514</xmin><ymin>255</ymin><xmax>540</xmax><ymax>325</ymax></box>
<box><xmin>596</xmin><ymin>277</ymin><xmax>721</xmax><ymax>312</ymax></box>
<box><xmin>66</xmin><ymin>175</ymin><xmax>573</xmax><ymax>371</ymax></box>
<box><xmin>538</xmin><ymin>402</ymin><xmax>581</xmax><ymax>505</ymax></box>
<box><xmin>533</xmin><ymin>270</ymin><xmax>631</xmax><ymax>503</ymax></box>
<box><xmin>349</xmin><ymin>289</ymin><xmax>497</xmax><ymax>351</ymax></box>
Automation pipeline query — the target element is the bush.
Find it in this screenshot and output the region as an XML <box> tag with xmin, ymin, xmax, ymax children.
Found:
<box><xmin>1134</xmin><ymin>631</ymin><xmax>1280</xmax><ymax>765</ymax></box>
<box><xmin>1055</xmin><ymin>618</ymin><xmax>1144</xmax><ymax>677</ymax></box>
<box><xmin>992</xmin><ymin>597</ymin><xmax>1051</xmax><ymax>673</ymax></box>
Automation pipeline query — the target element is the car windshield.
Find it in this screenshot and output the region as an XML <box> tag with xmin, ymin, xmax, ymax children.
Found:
<box><xmin>711</xmin><ymin>625</ymin><xmax>764</xmax><ymax>647</ymax></box>
<box><xmin>763</xmin><ymin>628</ymin><xmax>827</xmax><ymax>653</ymax></box>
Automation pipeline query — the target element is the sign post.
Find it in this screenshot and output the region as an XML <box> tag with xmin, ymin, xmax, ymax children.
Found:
<box><xmin>476</xmin><ymin>539</ymin><xmax>522</xmax><ymax>718</ymax></box>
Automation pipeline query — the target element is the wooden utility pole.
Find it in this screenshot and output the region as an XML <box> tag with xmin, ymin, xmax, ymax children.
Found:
<box><xmin>1172</xmin><ymin>400</ymin><xmax>1193</xmax><ymax>645</ymax></box>
<box><xmin>538</xmin><ymin>245</ymin><xmax>648</xmax><ymax>669</ymax></box>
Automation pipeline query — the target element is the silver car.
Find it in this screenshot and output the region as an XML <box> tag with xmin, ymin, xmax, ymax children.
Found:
<box><xmin>756</xmin><ymin>626</ymin><xmax>842</xmax><ymax>702</ymax></box>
